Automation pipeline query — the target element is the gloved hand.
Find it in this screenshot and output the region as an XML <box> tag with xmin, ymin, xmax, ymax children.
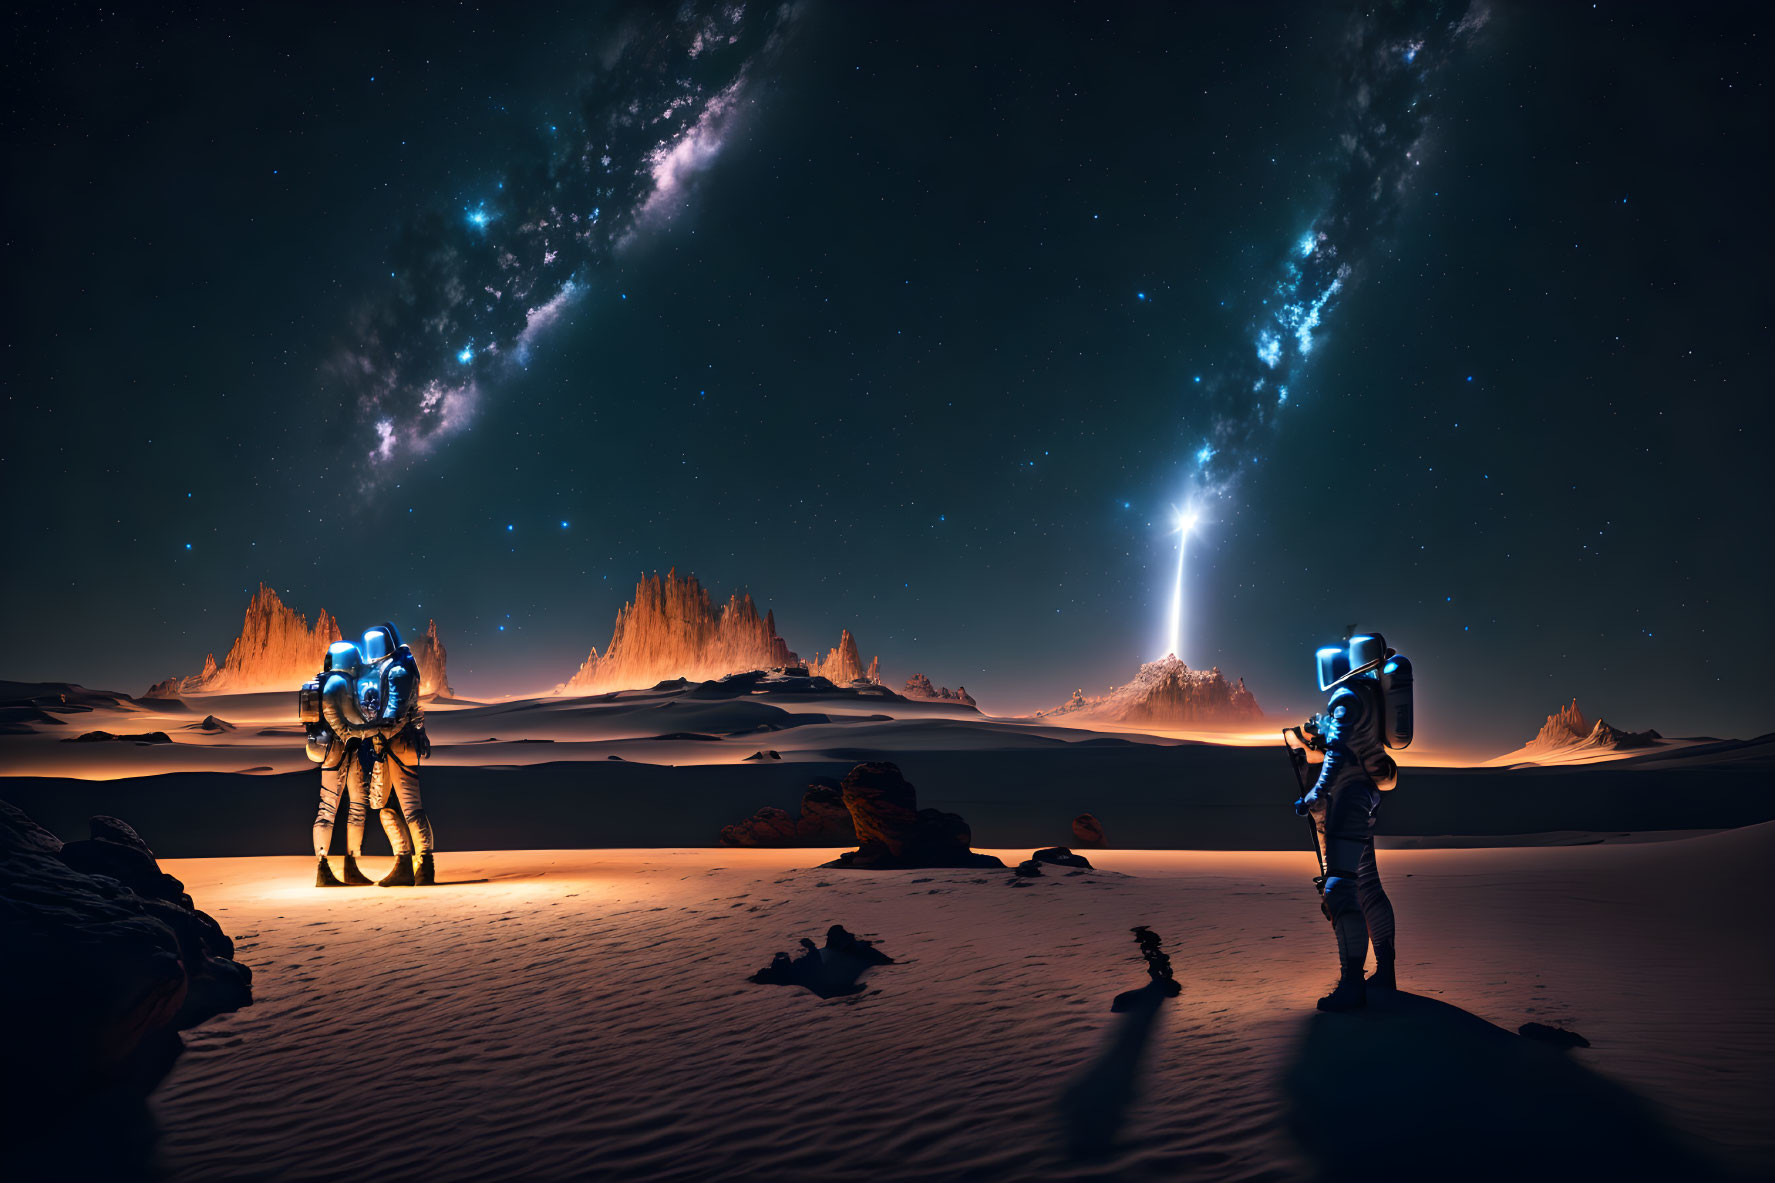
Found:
<box><xmin>1294</xmin><ymin>789</ymin><xmax>1319</xmax><ymax>817</ymax></box>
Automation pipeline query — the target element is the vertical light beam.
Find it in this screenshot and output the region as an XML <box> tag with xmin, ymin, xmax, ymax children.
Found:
<box><xmin>1165</xmin><ymin>509</ymin><xmax>1200</xmax><ymax>661</ymax></box>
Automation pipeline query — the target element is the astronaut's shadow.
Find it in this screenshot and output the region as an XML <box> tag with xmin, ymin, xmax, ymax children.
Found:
<box><xmin>1283</xmin><ymin>990</ymin><xmax>1723</xmax><ymax>1182</ymax></box>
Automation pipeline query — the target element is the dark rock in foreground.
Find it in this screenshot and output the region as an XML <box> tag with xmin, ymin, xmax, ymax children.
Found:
<box><xmin>822</xmin><ymin>762</ymin><xmax>1005</xmax><ymax>869</ymax></box>
<box><xmin>749</xmin><ymin>924</ymin><xmax>895</xmax><ymax>998</ymax></box>
<box><xmin>1519</xmin><ymin>1022</ymin><xmax>1591</xmax><ymax>1049</ymax></box>
<box><xmin>720</xmin><ymin>779</ymin><xmax>859</xmax><ymax>847</ymax></box>
<box><xmin>1</xmin><ymin>800</ymin><xmax>253</xmax><ymax>1174</ymax></box>
<box><xmin>1032</xmin><ymin>846</ymin><xmax>1093</xmax><ymax>869</ymax></box>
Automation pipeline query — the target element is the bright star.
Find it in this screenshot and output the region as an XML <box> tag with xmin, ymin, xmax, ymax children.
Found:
<box><xmin>457</xmin><ymin>344</ymin><xmax>474</xmax><ymax>364</ymax></box>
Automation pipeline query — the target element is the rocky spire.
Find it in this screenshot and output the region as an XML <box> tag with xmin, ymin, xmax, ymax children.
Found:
<box><xmin>557</xmin><ymin>570</ymin><xmax>880</xmax><ymax>694</ymax></box>
<box><xmin>147</xmin><ymin>584</ymin><xmax>341</xmax><ymax>696</ymax></box>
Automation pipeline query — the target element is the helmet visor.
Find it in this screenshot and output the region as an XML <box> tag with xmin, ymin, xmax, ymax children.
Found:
<box><xmin>1316</xmin><ymin>646</ymin><xmax>1349</xmax><ymax>693</ymax></box>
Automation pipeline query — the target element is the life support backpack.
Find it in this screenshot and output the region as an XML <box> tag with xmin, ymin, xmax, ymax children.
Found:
<box><xmin>360</xmin><ymin>645</ymin><xmax>422</xmax><ymax>727</ymax></box>
<box><xmin>1379</xmin><ymin>652</ymin><xmax>1413</xmax><ymax>751</ymax></box>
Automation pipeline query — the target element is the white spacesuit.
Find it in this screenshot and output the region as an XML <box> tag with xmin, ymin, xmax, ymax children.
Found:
<box><xmin>357</xmin><ymin>622</ymin><xmax>436</xmax><ymax>887</ymax></box>
<box><xmin>308</xmin><ymin>641</ymin><xmax>377</xmax><ymax>887</ymax></box>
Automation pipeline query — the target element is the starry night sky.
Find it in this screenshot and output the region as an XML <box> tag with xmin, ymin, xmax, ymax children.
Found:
<box><xmin>3</xmin><ymin>2</ymin><xmax>1769</xmax><ymax>755</ymax></box>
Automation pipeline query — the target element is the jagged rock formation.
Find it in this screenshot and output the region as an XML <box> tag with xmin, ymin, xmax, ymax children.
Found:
<box><xmin>1</xmin><ymin>803</ymin><xmax>252</xmax><ymax>1174</ymax></box>
<box><xmin>822</xmin><ymin>761</ymin><xmax>1004</xmax><ymax>870</ymax></box>
<box><xmin>146</xmin><ymin>584</ymin><xmax>341</xmax><ymax>696</ymax></box>
<box><xmin>147</xmin><ymin>586</ymin><xmax>454</xmax><ymax>699</ymax></box>
<box><xmin>903</xmin><ymin>673</ymin><xmax>977</xmax><ymax>708</ymax></box>
<box><xmin>409</xmin><ymin>619</ymin><xmax>454</xmax><ymax>697</ymax></box>
<box><xmin>1039</xmin><ymin>655</ymin><xmax>1263</xmax><ymax>728</ymax></box>
<box><xmin>1513</xmin><ymin>699</ymin><xmax>1663</xmax><ymax>760</ymax></box>
<box><xmin>806</xmin><ymin>628</ymin><xmax>881</xmax><ymax>686</ymax></box>
<box><xmin>558</xmin><ymin>569</ymin><xmax>880</xmax><ymax>695</ymax></box>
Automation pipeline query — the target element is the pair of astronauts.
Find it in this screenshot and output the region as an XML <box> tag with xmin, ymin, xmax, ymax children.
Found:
<box><xmin>1294</xmin><ymin>633</ymin><xmax>1407</xmax><ymax>1012</ymax></box>
<box><xmin>307</xmin><ymin>622</ymin><xmax>436</xmax><ymax>887</ymax></box>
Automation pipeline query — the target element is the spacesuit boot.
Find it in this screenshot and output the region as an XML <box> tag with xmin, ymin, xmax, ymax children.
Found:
<box><xmin>315</xmin><ymin>856</ymin><xmax>347</xmax><ymax>888</ymax></box>
<box><xmin>339</xmin><ymin>854</ymin><xmax>373</xmax><ymax>885</ymax></box>
<box><xmin>1317</xmin><ymin>911</ymin><xmax>1369</xmax><ymax>1012</ymax></box>
<box><xmin>378</xmin><ymin>854</ymin><xmax>416</xmax><ymax>887</ymax></box>
<box><xmin>1367</xmin><ymin>941</ymin><xmax>1396</xmax><ymax>992</ymax></box>
<box><xmin>414</xmin><ymin>852</ymin><xmax>436</xmax><ymax>886</ymax></box>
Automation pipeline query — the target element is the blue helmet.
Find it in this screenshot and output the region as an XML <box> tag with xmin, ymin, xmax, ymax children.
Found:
<box><xmin>1316</xmin><ymin>633</ymin><xmax>1391</xmax><ymax>691</ymax></box>
<box><xmin>361</xmin><ymin>622</ymin><xmax>403</xmax><ymax>663</ymax></box>
<box><xmin>324</xmin><ymin>641</ymin><xmax>364</xmax><ymax>676</ymax></box>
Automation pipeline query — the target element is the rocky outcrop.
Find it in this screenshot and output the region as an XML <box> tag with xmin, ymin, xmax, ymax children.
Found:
<box><xmin>1</xmin><ymin>802</ymin><xmax>252</xmax><ymax>1174</ymax></box>
<box><xmin>822</xmin><ymin>762</ymin><xmax>1004</xmax><ymax>869</ymax></box>
<box><xmin>1039</xmin><ymin>655</ymin><xmax>1263</xmax><ymax>728</ymax></box>
<box><xmin>1513</xmin><ymin>700</ymin><xmax>1663</xmax><ymax>760</ymax></box>
<box><xmin>557</xmin><ymin>569</ymin><xmax>879</xmax><ymax>694</ymax></box>
<box><xmin>409</xmin><ymin>619</ymin><xmax>454</xmax><ymax>697</ymax></box>
<box><xmin>806</xmin><ymin>628</ymin><xmax>880</xmax><ymax>686</ymax></box>
<box><xmin>1532</xmin><ymin>699</ymin><xmax>1592</xmax><ymax>749</ymax></box>
<box><xmin>719</xmin><ymin>780</ymin><xmax>858</xmax><ymax>847</ymax></box>
<box><xmin>903</xmin><ymin>673</ymin><xmax>977</xmax><ymax>708</ymax></box>
<box><xmin>146</xmin><ymin>587</ymin><xmax>455</xmax><ymax>699</ymax></box>
<box><xmin>147</xmin><ymin>584</ymin><xmax>343</xmax><ymax>696</ymax></box>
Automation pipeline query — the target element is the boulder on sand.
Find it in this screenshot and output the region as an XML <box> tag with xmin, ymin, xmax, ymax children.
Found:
<box><xmin>1</xmin><ymin>801</ymin><xmax>253</xmax><ymax>1174</ymax></box>
<box><xmin>1071</xmin><ymin>813</ymin><xmax>1107</xmax><ymax>848</ymax></box>
<box><xmin>822</xmin><ymin>762</ymin><xmax>1004</xmax><ymax>869</ymax></box>
<box><xmin>1031</xmin><ymin>846</ymin><xmax>1093</xmax><ymax>869</ymax></box>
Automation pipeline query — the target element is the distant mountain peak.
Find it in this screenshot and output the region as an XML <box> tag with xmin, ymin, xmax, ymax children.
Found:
<box><xmin>1039</xmin><ymin>654</ymin><xmax>1262</xmax><ymax>728</ymax></box>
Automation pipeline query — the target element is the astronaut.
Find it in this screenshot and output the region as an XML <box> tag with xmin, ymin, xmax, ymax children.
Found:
<box><xmin>1294</xmin><ymin>634</ymin><xmax>1405</xmax><ymax>1012</ymax></box>
<box><xmin>357</xmin><ymin>622</ymin><xmax>436</xmax><ymax>887</ymax></box>
<box><xmin>306</xmin><ymin>641</ymin><xmax>379</xmax><ymax>887</ymax></box>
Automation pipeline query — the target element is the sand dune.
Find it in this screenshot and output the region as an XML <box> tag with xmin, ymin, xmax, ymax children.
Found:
<box><xmin>5</xmin><ymin>679</ymin><xmax>1772</xmax><ymax>855</ymax></box>
<box><xmin>147</xmin><ymin>826</ymin><xmax>1773</xmax><ymax>1181</ymax></box>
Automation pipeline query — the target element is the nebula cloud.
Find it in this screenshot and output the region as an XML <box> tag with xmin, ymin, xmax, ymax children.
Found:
<box><xmin>333</xmin><ymin>2</ymin><xmax>798</xmax><ymax>473</ymax></box>
<box><xmin>1187</xmin><ymin>1</ymin><xmax>1488</xmax><ymax>493</ymax></box>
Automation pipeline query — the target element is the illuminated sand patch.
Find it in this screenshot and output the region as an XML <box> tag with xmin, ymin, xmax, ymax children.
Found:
<box><xmin>150</xmin><ymin>834</ymin><xmax>1773</xmax><ymax>1180</ymax></box>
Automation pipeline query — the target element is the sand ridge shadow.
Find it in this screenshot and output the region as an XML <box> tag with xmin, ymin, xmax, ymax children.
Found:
<box><xmin>1283</xmin><ymin>989</ymin><xmax>1726</xmax><ymax>1182</ymax></box>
